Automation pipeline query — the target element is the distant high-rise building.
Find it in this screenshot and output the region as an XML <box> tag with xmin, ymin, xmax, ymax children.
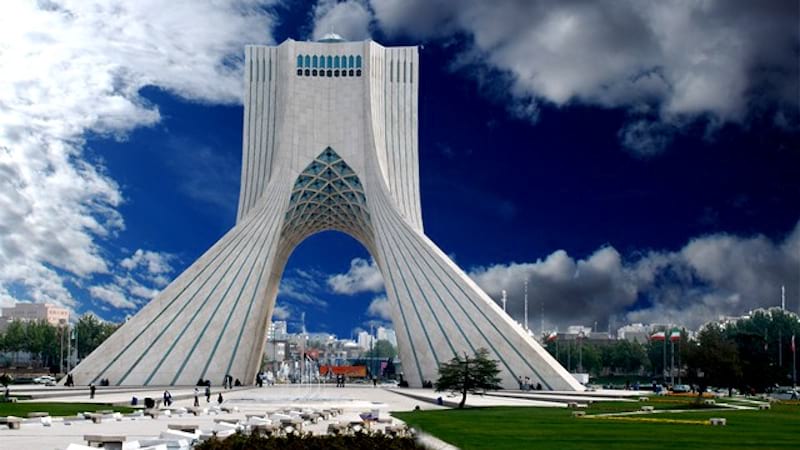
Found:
<box><xmin>616</xmin><ymin>323</ymin><xmax>651</xmax><ymax>343</ymax></box>
<box><xmin>376</xmin><ymin>327</ymin><xmax>397</xmax><ymax>346</ymax></box>
<box><xmin>267</xmin><ymin>320</ymin><xmax>288</xmax><ymax>341</ymax></box>
<box><xmin>0</xmin><ymin>303</ymin><xmax>69</xmax><ymax>329</ymax></box>
<box><xmin>357</xmin><ymin>331</ymin><xmax>375</xmax><ymax>351</ymax></box>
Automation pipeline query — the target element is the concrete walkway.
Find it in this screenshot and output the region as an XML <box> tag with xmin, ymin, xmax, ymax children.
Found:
<box><xmin>1</xmin><ymin>386</ymin><xmax>448</xmax><ymax>450</ymax></box>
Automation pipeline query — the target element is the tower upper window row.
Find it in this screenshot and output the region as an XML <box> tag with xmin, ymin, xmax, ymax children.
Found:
<box><xmin>296</xmin><ymin>54</ymin><xmax>362</xmax><ymax>70</ymax></box>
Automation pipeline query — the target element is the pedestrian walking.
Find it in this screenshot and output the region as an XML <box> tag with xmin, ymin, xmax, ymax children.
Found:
<box><xmin>205</xmin><ymin>385</ymin><xmax>211</xmax><ymax>403</ymax></box>
<box><xmin>193</xmin><ymin>387</ymin><xmax>200</xmax><ymax>407</ymax></box>
<box><xmin>217</xmin><ymin>392</ymin><xmax>223</xmax><ymax>404</ymax></box>
<box><xmin>163</xmin><ymin>390</ymin><xmax>172</xmax><ymax>407</ymax></box>
<box><xmin>89</xmin><ymin>383</ymin><xmax>96</xmax><ymax>399</ymax></box>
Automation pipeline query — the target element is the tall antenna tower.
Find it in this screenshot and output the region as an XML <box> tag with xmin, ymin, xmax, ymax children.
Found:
<box><xmin>782</xmin><ymin>285</ymin><xmax>786</xmax><ymax>311</ymax></box>
<box><xmin>524</xmin><ymin>280</ymin><xmax>529</xmax><ymax>331</ymax></box>
<box><xmin>540</xmin><ymin>298</ymin><xmax>544</xmax><ymax>337</ymax></box>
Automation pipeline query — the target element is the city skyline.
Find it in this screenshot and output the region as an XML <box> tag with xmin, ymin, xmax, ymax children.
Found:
<box><xmin>0</xmin><ymin>1</ymin><xmax>798</xmax><ymax>341</ymax></box>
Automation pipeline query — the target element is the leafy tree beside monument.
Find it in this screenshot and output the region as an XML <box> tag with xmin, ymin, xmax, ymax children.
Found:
<box><xmin>435</xmin><ymin>348</ymin><xmax>502</xmax><ymax>408</ymax></box>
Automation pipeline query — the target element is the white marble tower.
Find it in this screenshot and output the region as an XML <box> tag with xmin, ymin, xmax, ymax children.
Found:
<box><xmin>70</xmin><ymin>36</ymin><xmax>583</xmax><ymax>391</ymax></box>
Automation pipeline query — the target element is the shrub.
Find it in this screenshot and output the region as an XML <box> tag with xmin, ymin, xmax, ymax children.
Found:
<box><xmin>195</xmin><ymin>432</ymin><xmax>424</xmax><ymax>450</ymax></box>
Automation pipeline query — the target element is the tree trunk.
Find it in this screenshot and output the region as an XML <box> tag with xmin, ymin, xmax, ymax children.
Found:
<box><xmin>459</xmin><ymin>388</ymin><xmax>467</xmax><ymax>408</ymax></box>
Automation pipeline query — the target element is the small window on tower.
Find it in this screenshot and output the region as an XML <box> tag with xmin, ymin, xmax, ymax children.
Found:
<box><xmin>334</xmin><ymin>70</ymin><xmax>340</xmax><ymax>77</ymax></box>
<box><xmin>296</xmin><ymin>55</ymin><xmax>303</xmax><ymax>68</ymax></box>
<box><xmin>312</xmin><ymin>69</ymin><xmax>318</xmax><ymax>76</ymax></box>
<box><xmin>327</xmin><ymin>69</ymin><xmax>332</xmax><ymax>77</ymax></box>
<box><xmin>297</xmin><ymin>69</ymin><xmax>302</xmax><ymax>76</ymax></box>
<box><xmin>305</xmin><ymin>69</ymin><xmax>310</xmax><ymax>76</ymax></box>
<box><xmin>312</xmin><ymin>55</ymin><xmax>318</xmax><ymax>68</ymax></box>
<box><xmin>356</xmin><ymin>69</ymin><xmax>362</xmax><ymax>76</ymax></box>
<box><xmin>349</xmin><ymin>69</ymin><xmax>354</xmax><ymax>76</ymax></box>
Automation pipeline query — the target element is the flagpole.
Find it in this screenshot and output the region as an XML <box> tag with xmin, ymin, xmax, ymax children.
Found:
<box><xmin>678</xmin><ymin>337</ymin><xmax>682</xmax><ymax>384</ymax></box>
<box><xmin>670</xmin><ymin>339</ymin><xmax>675</xmax><ymax>386</ymax></box>
<box><xmin>662</xmin><ymin>334</ymin><xmax>667</xmax><ymax>384</ymax></box>
<box><xmin>793</xmin><ymin>334</ymin><xmax>796</xmax><ymax>388</ymax></box>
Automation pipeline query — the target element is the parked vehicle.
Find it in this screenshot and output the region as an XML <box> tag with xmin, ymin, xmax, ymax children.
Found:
<box><xmin>769</xmin><ymin>387</ymin><xmax>798</xmax><ymax>401</ymax></box>
<box><xmin>671</xmin><ymin>384</ymin><xmax>691</xmax><ymax>393</ymax></box>
<box><xmin>33</xmin><ymin>375</ymin><xmax>56</xmax><ymax>386</ymax></box>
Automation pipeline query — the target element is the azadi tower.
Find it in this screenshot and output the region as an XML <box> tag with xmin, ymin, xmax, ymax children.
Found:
<box><xmin>71</xmin><ymin>36</ymin><xmax>583</xmax><ymax>391</ymax></box>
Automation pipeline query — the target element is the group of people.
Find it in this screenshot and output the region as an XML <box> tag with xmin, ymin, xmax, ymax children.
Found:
<box><xmin>334</xmin><ymin>374</ymin><xmax>347</xmax><ymax>387</ymax></box>
<box><xmin>517</xmin><ymin>376</ymin><xmax>542</xmax><ymax>391</ymax></box>
<box><xmin>192</xmin><ymin>385</ymin><xmax>223</xmax><ymax>406</ymax></box>
<box><xmin>221</xmin><ymin>374</ymin><xmax>241</xmax><ymax>389</ymax></box>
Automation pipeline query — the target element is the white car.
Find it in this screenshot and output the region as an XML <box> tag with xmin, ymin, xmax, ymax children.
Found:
<box><xmin>33</xmin><ymin>375</ymin><xmax>56</xmax><ymax>386</ymax></box>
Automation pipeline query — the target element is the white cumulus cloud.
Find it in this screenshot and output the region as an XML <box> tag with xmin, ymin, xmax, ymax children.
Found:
<box><xmin>366</xmin><ymin>295</ymin><xmax>391</xmax><ymax>320</ymax></box>
<box><xmin>312</xmin><ymin>0</ymin><xmax>372</xmax><ymax>42</ymax></box>
<box><xmin>368</xmin><ymin>0</ymin><xmax>797</xmax><ymax>155</ymax></box>
<box><xmin>0</xmin><ymin>1</ymin><xmax>276</xmax><ymax>314</ymax></box>
<box><xmin>327</xmin><ymin>258</ymin><xmax>385</xmax><ymax>295</ymax></box>
<box><xmin>468</xmin><ymin>220</ymin><xmax>800</xmax><ymax>331</ymax></box>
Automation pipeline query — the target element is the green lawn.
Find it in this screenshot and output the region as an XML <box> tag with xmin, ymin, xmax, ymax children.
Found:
<box><xmin>0</xmin><ymin>402</ymin><xmax>135</xmax><ymax>417</ymax></box>
<box><xmin>394</xmin><ymin>401</ymin><xmax>799</xmax><ymax>450</ymax></box>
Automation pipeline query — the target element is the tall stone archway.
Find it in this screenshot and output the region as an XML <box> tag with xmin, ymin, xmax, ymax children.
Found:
<box><xmin>71</xmin><ymin>38</ymin><xmax>582</xmax><ymax>391</ymax></box>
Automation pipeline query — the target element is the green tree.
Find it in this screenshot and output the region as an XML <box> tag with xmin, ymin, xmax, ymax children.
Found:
<box><xmin>3</xmin><ymin>321</ymin><xmax>26</xmax><ymax>365</ymax></box>
<box><xmin>435</xmin><ymin>348</ymin><xmax>502</xmax><ymax>408</ymax></box>
<box><xmin>365</xmin><ymin>339</ymin><xmax>397</xmax><ymax>358</ymax></box>
<box><xmin>724</xmin><ymin>309</ymin><xmax>800</xmax><ymax>389</ymax></box>
<box><xmin>75</xmin><ymin>314</ymin><xmax>120</xmax><ymax>359</ymax></box>
<box><xmin>686</xmin><ymin>324</ymin><xmax>741</xmax><ymax>390</ymax></box>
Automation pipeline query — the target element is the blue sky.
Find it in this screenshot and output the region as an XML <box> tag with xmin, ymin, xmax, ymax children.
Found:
<box><xmin>1</xmin><ymin>0</ymin><xmax>798</xmax><ymax>338</ymax></box>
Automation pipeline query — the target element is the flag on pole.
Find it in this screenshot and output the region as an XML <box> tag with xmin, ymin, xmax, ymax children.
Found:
<box><xmin>792</xmin><ymin>334</ymin><xmax>796</xmax><ymax>353</ymax></box>
<box><xmin>546</xmin><ymin>331</ymin><xmax>558</xmax><ymax>342</ymax></box>
<box><xmin>650</xmin><ymin>331</ymin><xmax>666</xmax><ymax>341</ymax></box>
<box><xmin>669</xmin><ymin>328</ymin><xmax>681</xmax><ymax>342</ymax></box>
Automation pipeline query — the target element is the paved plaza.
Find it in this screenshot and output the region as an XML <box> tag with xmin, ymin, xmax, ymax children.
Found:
<box><xmin>0</xmin><ymin>385</ymin><xmax>640</xmax><ymax>449</ymax></box>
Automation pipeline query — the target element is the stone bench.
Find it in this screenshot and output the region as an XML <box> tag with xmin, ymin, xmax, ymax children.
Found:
<box><xmin>703</xmin><ymin>399</ymin><xmax>716</xmax><ymax>406</ymax></box>
<box><xmin>252</xmin><ymin>423</ymin><xmax>279</xmax><ymax>436</ymax></box>
<box><xmin>384</xmin><ymin>425</ymin><xmax>407</xmax><ymax>437</ymax></box>
<box><xmin>327</xmin><ymin>423</ymin><xmax>346</xmax><ymax>435</ymax></box>
<box><xmin>709</xmin><ymin>418</ymin><xmax>726</xmax><ymax>426</ymax></box>
<box><xmin>83</xmin><ymin>434</ymin><xmax>127</xmax><ymax>448</ymax></box>
<box><xmin>640</xmin><ymin>406</ymin><xmax>655</xmax><ymax>412</ymax></box>
<box><xmin>639</xmin><ymin>397</ymin><xmax>650</xmax><ymax>402</ymax></box>
<box><xmin>186</xmin><ymin>407</ymin><xmax>206</xmax><ymax>416</ymax></box>
<box><xmin>348</xmin><ymin>420</ymin><xmax>367</xmax><ymax>433</ymax></box>
<box><xmin>85</xmin><ymin>413</ymin><xmax>106</xmax><ymax>424</ymax></box>
<box><xmin>1</xmin><ymin>416</ymin><xmax>22</xmax><ymax>429</ymax></box>
<box><xmin>143</xmin><ymin>409</ymin><xmax>163</xmax><ymax>418</ymax></box>
<box><xmin>27</xmin><ymin>412</ymin><xmax>49</xmax><ymax>418</ymax></box>
<box><xmin>214</xmin><ymin>418</ymin><xmax>240</xmax><ymax>425</ymax></box>
<box><xmin>220</xmin><ymin>405</ymin><xmax>238</xmax><ymax>413</ymax></box>
<box><xmin>572</xmin><ymin>411</ymin><xmax>586</xmax><ymax>417</ymax></box>
<box><xmin>301</xmin><ymin>412</ymin><xmax>321</xmax><ymax>423</ymax></box>
<box><xmin>758</xmin><ymin>404</ymin><xmax>771</xmax><ymax>410</ymax></box>
<box><xmin>167</xmin><ymin>423</ymin><xmax>200</xmax><ymax>433</ymax></box>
